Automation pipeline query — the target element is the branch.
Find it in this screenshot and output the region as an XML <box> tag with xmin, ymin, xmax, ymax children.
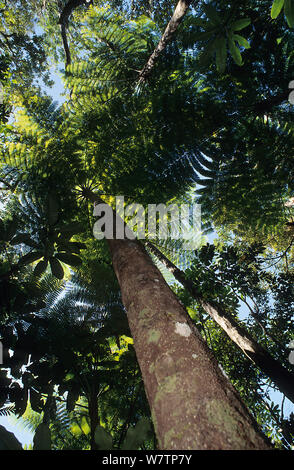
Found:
<box><xmin>58</xmin><ymin>0</ymin><xmax>93</xmax><ymax>68</ymax></box>
<box><xmin>138</xmin><ymin>0</ymin><xmax>195</xmax><ymax>83</ymax></box>
<box><xmin>58</xmin><ymin>0</ymin><xmax>92</xmax><ymax>27</ymax></box>
<box><xmin>60</xmin><ymin>23</ymin><xmax>72</xmax><ymax>67</ymax></box>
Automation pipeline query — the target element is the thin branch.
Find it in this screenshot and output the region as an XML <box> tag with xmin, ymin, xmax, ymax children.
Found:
<box><xmin>138</xmin><ymin>0</ymin><xmax>196</xmax><ymax>83</ymax></box>
<box><xmin>58</xmin><ymin>0</ymin><xmax>93</xmax><ymax>68</ymax></box>
<box><xmin>60</xmin><ymin>23</ymin><xmax>72</xmax><ymax>67</ymax></box>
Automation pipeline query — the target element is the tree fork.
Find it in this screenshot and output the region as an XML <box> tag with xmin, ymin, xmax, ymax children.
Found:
<box><xmin>83</xmin><ymin>188</ymin><xmax>271</xmax><ymax>450</ymax></box>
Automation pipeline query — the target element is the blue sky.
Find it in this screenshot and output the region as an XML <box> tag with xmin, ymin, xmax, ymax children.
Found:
<box><xmin>0</xmin><ymin>415</ymin><xmax>33</xmax><ymax>447</ymax></box>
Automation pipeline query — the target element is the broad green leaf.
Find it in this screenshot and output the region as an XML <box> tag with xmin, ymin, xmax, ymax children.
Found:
<box><xmin>232</xmin><ymin>34</ymin><xmax>250</xmax><ymax>49</ymax></box>
<box><xmin>121</xmin><ymin>417</ymin><xmax>152</xmax><ymax>450</ymax></box>
<box><xmin>0</xmin><ymin>425</ymin><xmax>23</xmax><ymax>450</ymax></box>
<box><xmin>284</xmin><ymin>0</ymin><xmax>294</xmax><ymax>27</ymax></box>
<box><xmin>231</xmin><ymin>18</ymin><xmax>251</xmax><ymax>31</ymax></box>
<box><xmin>215</xmin><ymin>37</ymin><xmax>227</xmax><ymax>73</ymax></box>
<box><xmin>80</xmin><ymin>416</ymin><xmax>91</xmax><ymax>435</ymax></box>
<box><xmin>10</xmin><ymin>233</ymin><xmax>38</xmax><ymax>247</ymax></box>
<box><xmin>94</xmin><ymin>425</ymin><xmax>113</xmax><ymax>450</ymax></box>
<box><xmin>34</xmin><ymin>259</ymin><xmax>48</xmax><ymax>276</ymax></box>
<box><xmin>55</xmin><ymin>252</ymin><xmax>82</xmax><ymax>267</ymax></box>
<box><xmin>18</xmin><ymin>251</ymin><xmax>44</xmax><ymax>266</ymax></box>
<box><xmin>228</xmin><ymin>38</ymin><xmax>243</xmax><ymax>66</ymax></box>
<box><xmin>70</xmin><ymin>422</ymin><xmax>82</xmax><ymax>437</ymax></box>
<box><xmin>271</xmin><ymin>0</ymin><xmax>285</xmax><ymax>18</ymax></box>
<box><xmin>49</xmin><ymin>257</ymin><xmax>64</xmax><ymax>279</ymax></box>
<box><xmin>33</xmin><ymin>423</ymin><xmax>51</xmax><ymax>450</ymax></box>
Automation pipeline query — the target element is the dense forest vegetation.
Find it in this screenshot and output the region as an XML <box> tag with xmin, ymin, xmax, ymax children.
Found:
<box><xmin>0</xmin><ymin>0</ymin><xmax>293</xmax><ymax>451</ymax></box>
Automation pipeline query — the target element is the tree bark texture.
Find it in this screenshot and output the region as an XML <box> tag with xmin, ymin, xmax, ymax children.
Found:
<box><xmin>138</xmin><ymin>0</ymin><xmax>195</xmax><ymax>82</ymax></box>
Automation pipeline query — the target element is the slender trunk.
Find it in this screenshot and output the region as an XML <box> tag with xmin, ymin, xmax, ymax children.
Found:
<box><xmin>88</xmin><ymin>388</ymin><xmax>99</xmax><ymax>450</ymax></box>
<box><xmin>84</xmin><ymin>189</ymin><xmax>271</xmax><ymax>450</ymax></box>
<box><xmin>60</xmin><ymin>24</ymin><xmax>71</xmax><ymax>67</ymax></box>
<box><xmin>138</xmin><ymin>0</ymin><xmax>195</xmax><ymax>82</ymax></box>
<box><xmin>58</xmin><ymin>0</ymin><xmax>92</xmax><ymax>68</ymax></box>
<box><xmin>145</xmin><ymin>241</ymin><xmax>294</xmax><ymax>405</ymax></box>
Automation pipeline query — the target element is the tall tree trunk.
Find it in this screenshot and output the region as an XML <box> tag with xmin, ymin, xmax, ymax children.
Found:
<box><xmin>138</xmin><ymin>0</ymin><xmax>195</xmax><ymax>82</ymax></box>
<box><xmin>145</xmin><ymin>241</ymin><xmax>294</xmax><ymax>405</ymax></box>
<box><xmin>84</xmin><ymin>189</ymin><xmax>271</xmax><ymax>450</ymax></box>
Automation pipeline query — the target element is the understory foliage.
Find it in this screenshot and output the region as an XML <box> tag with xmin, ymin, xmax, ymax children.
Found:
<box><xmin>0</xmin><ymin>0</ymin><xmax>293</xmax><ymax>450</ymax></box>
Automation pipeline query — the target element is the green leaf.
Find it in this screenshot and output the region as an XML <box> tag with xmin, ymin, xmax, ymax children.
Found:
<box><xmin>0</xmin><ymin>425</ymin><xmax>23</xmax><ymax>450</ymax></box>
<box><xmin>232</xmin><ymin>34</ymin><xmax>250</xmax><ymax>49</ymax></box>
<box><xmin>284</xmin><ymin>0</ymin><xmax>294</xmax><ymax>27</ymax></box>
<box><xmin>18</xmin><ymin>251</ymin><xmax>44</xmax><ymax>266</ymax></box>
<box><xmin>121</xmin><ymin>417</ymin><xmax>152</xmax><ymax>450</ymax></box>
<box><xmin>55</xmin><ymin>252</ymin><xmax>82</xmax><ymax>267</ymax></box>
<box><xmin>94</xmin><ymin>425</ymin><xmax>113</xmax><ymax>450</ymax></box>
<box><xmin>34</xmin><ymin>259</ymin><xmax>48</xmax><ymax>276</ymax></box>
<box><xmin>215</xmin><ymin>37</ymin><xmax>227</xmax><ymax>73</ymax></box>
<box><xmin>80</xmin><ymin>416</ymin><xmax>91</xmax><ymax>435</ymax></box>
<box><xmin>49</xmin><ymin>257</ymin><xmax>64</xmax><ymax>279</ymax></box>
<box><xmin>70</xmin><ymin>422</ymin><xmax>82</xmax><ymax>437</ymax></box>
<box><xmin>33</xmin><ymin>423</ymin><xmax>51</xmax><ymax>450</ymax></box>
<box><xmin>271</xmin><ymin>0</ymin><xmax>285</xmax><ymax>18</ymax></box>
<box><xmin>10</xmin><ymin>233</ymin><xmax>39</xmax><ymax>247</ymax></box>
<box><xmin>228</xmin><ymin>38</ymin><xmax>243</xmax><ymax>66</ymax></box>
<box><xmin>231</xmin><ymin>18</ymin><xmax>251</xmax><ymax>31</ymax></box>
